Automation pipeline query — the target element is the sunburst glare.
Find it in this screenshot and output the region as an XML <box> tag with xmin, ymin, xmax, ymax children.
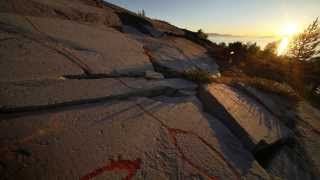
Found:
<box><xmin>277</xmin><ymin>22</ymin><xmax>300</xmax><ymax>55</ymax></box>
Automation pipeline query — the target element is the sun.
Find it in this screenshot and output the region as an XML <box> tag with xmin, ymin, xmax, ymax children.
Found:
<box><xmin>280</xmin><ymin>22</ymin><xmax>299</xmax><ymax>36</ymax></box>
<box><xmin>277</xmin><ymin>22</ymin><xmax>300</xmax><ymax>55</ymax></box>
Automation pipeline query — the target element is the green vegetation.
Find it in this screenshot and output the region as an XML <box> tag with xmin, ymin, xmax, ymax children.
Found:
<box><xmin>182</xmin><ymin>69</ymin><xmax>213</xmax><ymax>84</ymax></box>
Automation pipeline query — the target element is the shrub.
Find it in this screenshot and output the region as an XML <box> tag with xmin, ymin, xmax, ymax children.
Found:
<box><xmin>264</xmin><ymin>41</ymin><xmax>279</xmax><ymax>55</ymax></box>
<box><xmin>182</xmin><ymin>69</ymin><xmax>213</xmax><ymax>84</ymax></box>
<box><xmin>213</xmin><ymin>74</ymin><xmax>298</xmax><ymax>99</ymax></box>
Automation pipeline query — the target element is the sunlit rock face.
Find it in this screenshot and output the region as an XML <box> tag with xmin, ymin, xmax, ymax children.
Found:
<box><xmin>199</xmin><ymin>83</ymin><xmax>292</xmax><ymax>150</ymax></box>
<box><xmin>225</xmin><ymin>85</ymin><xmax>320</xmax><ymax>179</ymax></box>
<box><xmin>143</xmin><ymin>37</ymin><xmax>220</xmax><ymax>76</ymax></box>
<box><xmin>1</xmin><ymin>0</ymin><xmax>319</xmax><ymax>179</ymax></box>
<box><xmin>0</xmin><ymin>13</ymin><xmax>154</xmax><ymax>77</ymax></box>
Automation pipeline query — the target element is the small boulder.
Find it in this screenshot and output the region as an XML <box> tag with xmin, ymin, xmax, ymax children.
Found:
<box><xmin>144</xmin><ymin>70</ymin><xmax>165</xmax><ymax>80</ymax></box>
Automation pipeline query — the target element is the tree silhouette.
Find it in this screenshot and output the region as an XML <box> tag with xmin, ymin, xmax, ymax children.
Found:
<box><xmin>197</xmin><ymin>29</ymin><xmax>208</xmax><ymax>40</ymax></box>
<box><xmin>264</xmin><ymin>41</ymin><xmax>278</xmax><ymax>55</ymax></box>
<box><xmin>138</xmin><ymin>9</ymin><xmax>146</xmax><ymax>17</ymax></box>
<box><xmin>288</xmin><ymin>18</ymin><xmax>320</xmax><ymax>61</ymax></box>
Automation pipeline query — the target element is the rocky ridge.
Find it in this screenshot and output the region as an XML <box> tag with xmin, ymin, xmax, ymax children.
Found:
<box><xmin>0</xmin><ymin>0</ymin><xmax>319</xmax><ymax>179</ymax></box>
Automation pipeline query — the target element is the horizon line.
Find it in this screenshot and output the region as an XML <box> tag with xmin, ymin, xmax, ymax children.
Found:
<box><xmin>207</xmin><ymin>33</ymin><xmax>278</xmax><ymax>38</ymax></box>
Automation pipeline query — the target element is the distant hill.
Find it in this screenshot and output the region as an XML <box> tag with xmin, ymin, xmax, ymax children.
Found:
<box><xmin>208</xmin><ymin>33</ymin><xmax>275</xmax><ymax>38</ymax></box>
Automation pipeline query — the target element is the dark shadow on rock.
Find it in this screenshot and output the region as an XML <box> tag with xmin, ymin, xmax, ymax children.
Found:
<box><xmin>200</xmin><ymin>84</ymin><xmax>294</xmax><ymax>148</ymax></box>
<box><xmin>0</xmin><ymin>86</ymin><xmax>178</xmax><ymax>120</ymax></box>
<box><xmin>201</xmin><ymin>112</ymin><xmax>258</xmax><ymax>176</ymax></box>
<box><xmin>219</xmin><ymin>85</ymin><xmax>320</xmax><ymax>178</ymax></box>
<box><xmin>197</xmin><ymin>86</ymin><xmax>256</xmax><ymax>151</ymax></box>
<box><xmin>138</xmin><ymin>97</ymin><xmax>259</xmax><ymax>176</ymax></box>
<box><xmin>165</xmin><ymin>29</ymin><xmax>215</xmax><ymax>49</ymax></box>
<box><xmin>252</xmin><ymin>138</ymin><xmax>294</xmax><ymax>167</ymax></box>
<box><xmin>116</xmin><ymin>12</ymin><xmax>153</xmax><ymax>35</ymax></box>
<box><xmin>112</xmin><ymin>64</ymin><xmax>154</xmax><ymax>77</ymax></box>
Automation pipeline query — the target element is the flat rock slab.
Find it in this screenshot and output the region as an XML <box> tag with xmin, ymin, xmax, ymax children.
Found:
<box><xmin>0</xmin><ymin>30</ymin><xmax>83</xmax><ymax>81</ymax></box>
<box><xmin>0</xmin><ymin>78</ymin><xmax>197</xmax><ymax>112</ymax></box>
<box><xmin>290</xmin><ymin>102</ymin><xmax>320</xmax><ymax>175</ymax></box>
<box><xmin>234</xmin><ymin>86</ymin><xmax>320</xmax><ymax>178</ymax></box>
<box><xmin>0</xmin><ymin>97</ymin><xmax>269</xmax><ymax>180</ymax></box>
<box><xmin>238</xmin><ymin>85</ymin><xmax>294</xmax><ymax>123</ymax></box>
<box><xmin>0</xmin><ymin>13</ymin><xmax>154</xmax><ymax>76</ymax></box>
<box><xmin>0</xmin><ymin>0</ymin><xmax>122</xmax><ymax>27</ymax></box>
<box><xmin>31</xmin><ymin>16</ymin><xmax>154</xmax><ymax>75</ymax></box>
<box><xmin>144</xmin><ymin>36</ymin><xmax>219</xmax><ymax>75</ymax></box>
<box><xmin>199</xmin><ymin>83</ymin><xmax>291</xmax><ymax>149</ymax></box>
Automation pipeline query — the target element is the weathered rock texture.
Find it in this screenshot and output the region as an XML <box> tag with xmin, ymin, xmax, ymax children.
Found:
<box><xmin>0</xmin><ymin>0</ymin><xmax>319</xmax><ymax>179</ymax></box>
<box><xmin>0</xmin><ymin>78</ymin><xmax>197</xmax><ymax>112</ymax></box>
<box><xmin>239</xmin><ymin>86</ymin><xmax>320</xmax><ymax>179</ymax></box>
<box><xmin>199</xmin><ymin>83</ymin><xmax>292</xmax><ymax>151</ymax></box>
<box><xmin>0</xmin><ymin>97</ymin><xmax>270</xmax><ymax>180</ymax></box>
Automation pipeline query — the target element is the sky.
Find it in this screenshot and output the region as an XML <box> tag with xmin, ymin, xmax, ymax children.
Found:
<box><xmin>106</xmin><ymin>0</ymin><xmax>320</xmax><ymax>37</ymax></box>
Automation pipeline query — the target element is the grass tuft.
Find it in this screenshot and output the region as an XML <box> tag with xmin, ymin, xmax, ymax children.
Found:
<box><xmin>213</xmin><ymin>73</ymin><xmax>298</xmax><ymax>100</ymax></box>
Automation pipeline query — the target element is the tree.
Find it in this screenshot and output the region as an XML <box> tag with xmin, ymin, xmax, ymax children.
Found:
<box><xmin>197</xmin><ymin>29</ymin><xmax>208</xmax><ymax>40</ymax></box>
<box><xmin>227</xmin><ymin>42</ymin><xmax>248</xmax><ymax>65</ymax></box>
<box><xmin>142</xmin><ymin>9</ymin><xmax>146</xmax><ymax>17</ymax></box>
<box><xmin>138</xmin><ymin>9</ymin><xmax>146</xmax><ymax>17</ymax></box>
<box><xmin>288</xmin><ymin>17</ymin><xmax>320</xmax><ymax>61</ymax></box>
<box><xmin>218</xmin><ymin>42</ymin><xmax>227</xmax><ymax>48</ymax></box>
<box><xmin>247</xmin><ymin>42</ymin><xmax>260</xmax><ymax>55</ymax></box>
<box><xmin>228</xmin><ymin>41</ymin><xmax>247</xmax><ymax>57</ymax></box>
<box><xmin>284</xmin><ymin>18</ymin><xmax>320</xmax><ymax>94</ymax></box>
<box><xmin>264</xmin><ymin>41</ymin><xmax>278</xmax><ymax>55</ymax></box>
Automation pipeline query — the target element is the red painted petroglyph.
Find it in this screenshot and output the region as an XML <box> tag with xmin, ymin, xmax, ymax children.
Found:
<box><xmin>80</xmin><ymin>157</ymin><xmax>141</xmax><ymax>180</ymax></box>
<box><xmin>167</xmin><ymin>128</ymin><xmax>241</xmax><ymax>180</ymax></box>
<box><xmin>133</xmin><ymin>102</ymin><xmax>241</xmax><ymax>180</ymax></box>
<box><xmin>72</xmin><ymin>78</ymin><xmax>240</xmax><ymax>179</ymax></box>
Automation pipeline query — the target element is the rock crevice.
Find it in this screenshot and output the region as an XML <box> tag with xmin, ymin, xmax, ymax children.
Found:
<box><xmin>1</xmin><ymin>0</ymin><xmax>319</xmax><ymax>179</ymax></box>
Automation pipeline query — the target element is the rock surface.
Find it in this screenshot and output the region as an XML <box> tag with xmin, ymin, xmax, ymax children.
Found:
<box><xmin>1</xmin><ymin>0</ymin><xmax>319</xmax><ymax>179</ymax></box>
<box><xmin>232</xmin><ymin>85</ymin><xmax>320</xmax><ymax>179</ymax></box>
<box><xmin>0</xmin><ymin>78</ymin><xmax>197</xmax><ymax>112</ymax></box>
<box><xmin>144</xmin><ymin>36</ymin><xmax>220</xmax><ymax>75</ymax></box>
<box><xmin>199</xmin><ymin>83</ymin><xmax>292</xmax><ymax>150</ymax></box>
<box><xmin>144</xmin><ymin>70</ymin><xmax>165</xmax><ymax>80</ymax></box>
<box><xmin>0</xmin><ymin>29</ymin><xmax>84</xmax><ymax>81</ymax></box>
<box><xmin>1</xmin><ymin>13</ymin><xmax>154</xmax><ymax>76</ymax></box>
<box><xmin>0</xmin><ymin>97</ymin><xmax>269</xmax><ymax>180</ymax></box>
